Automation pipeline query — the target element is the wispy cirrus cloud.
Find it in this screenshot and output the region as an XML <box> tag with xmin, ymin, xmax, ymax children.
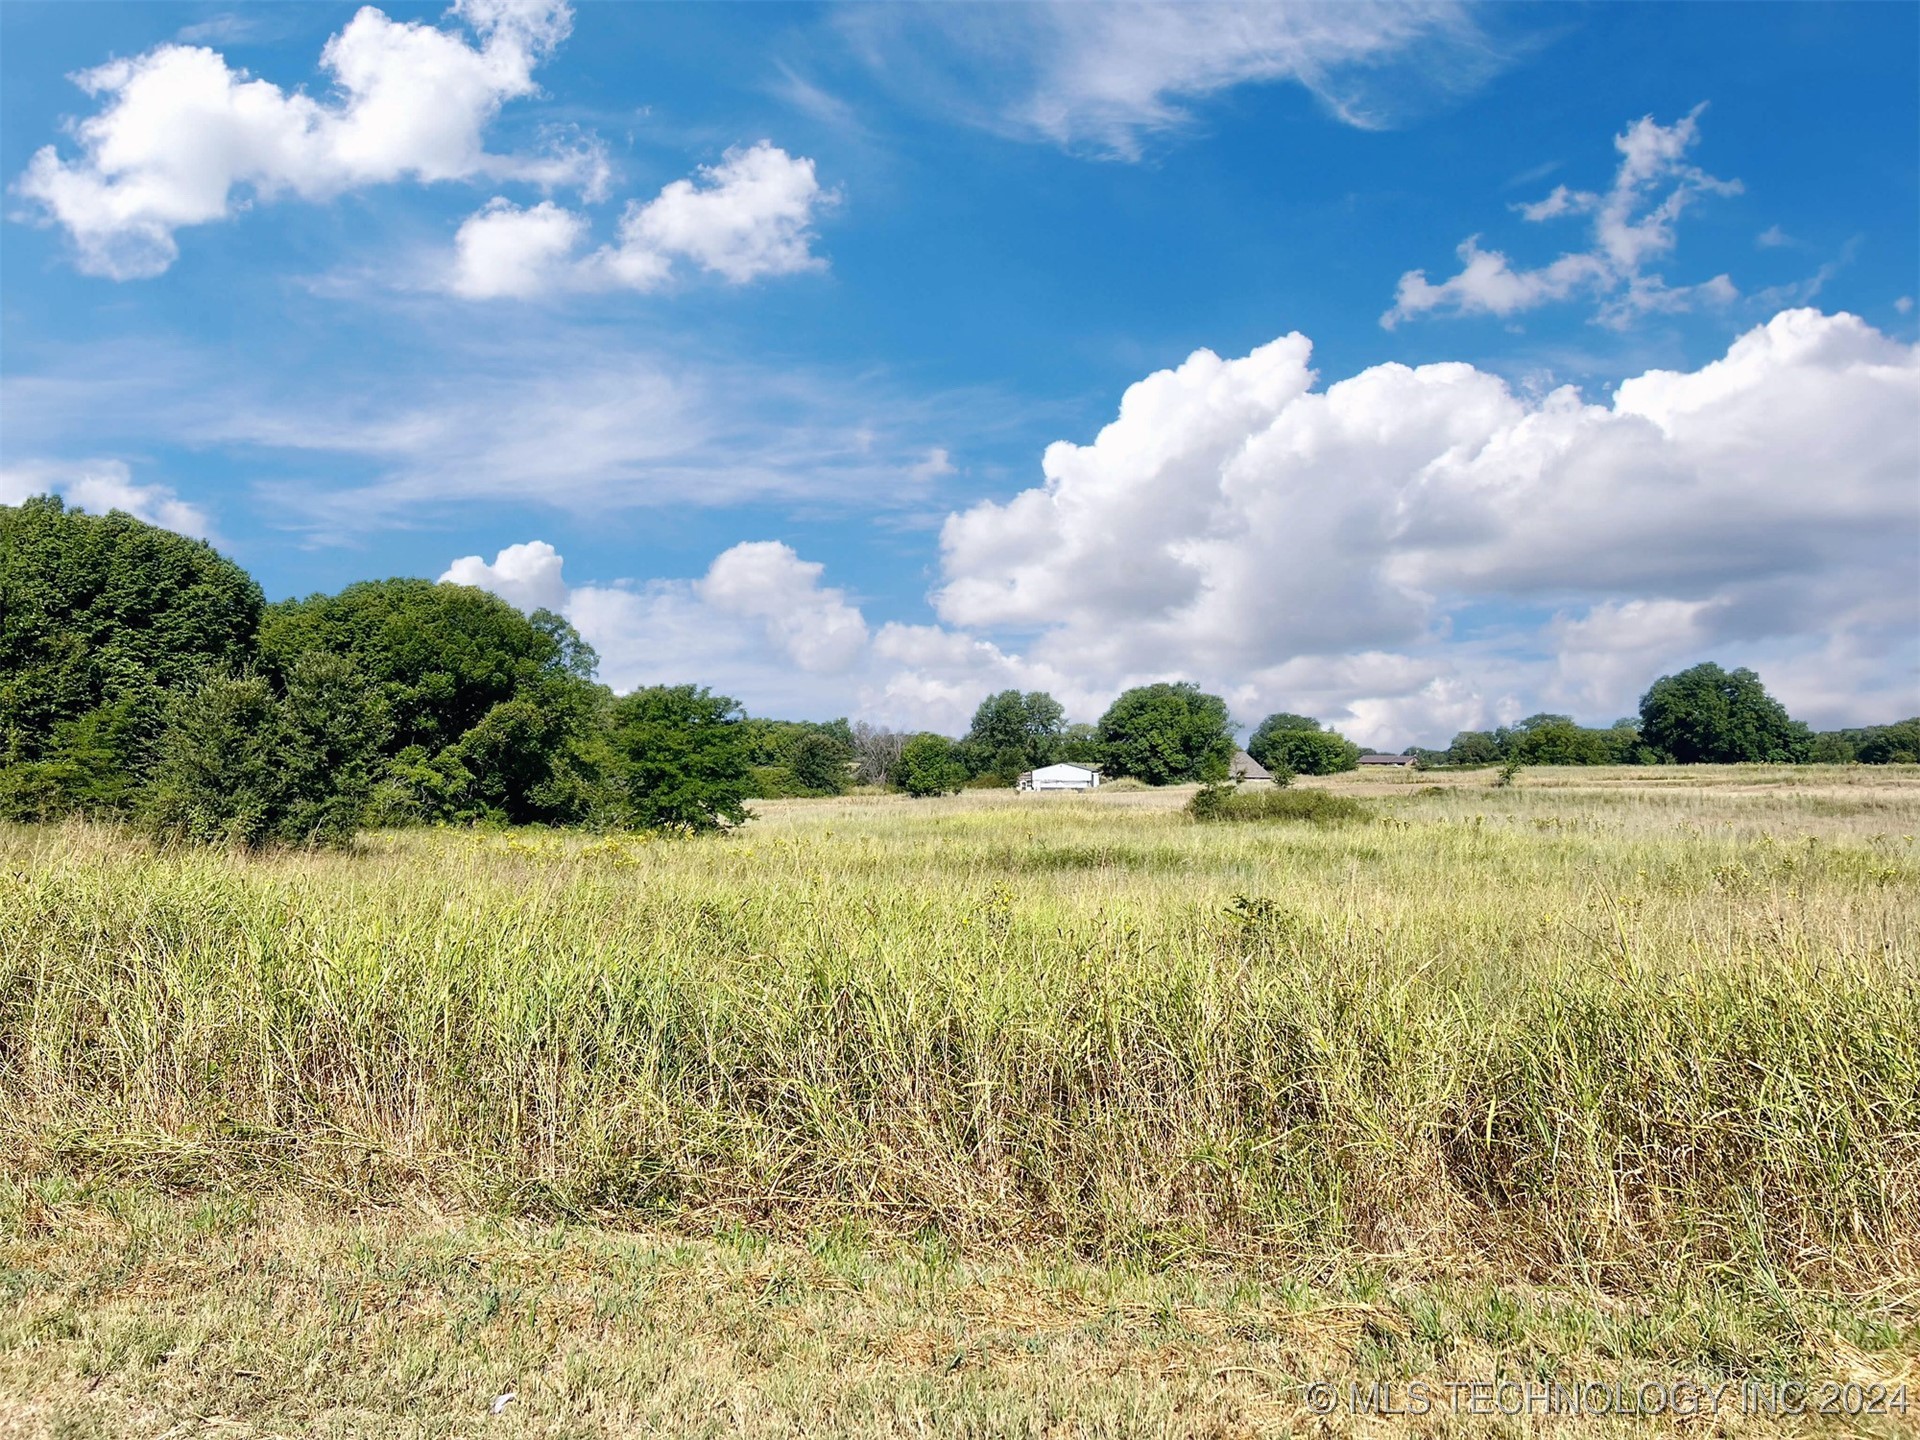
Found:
<box><xmin>1</xmin><ymin>325</ymin><xmax>1015</xmax><ymax>541</ymax></box>
<box><xmin>836</xmin><ymin>2</ymin><xmax>1509</xmax><ymax>161</ymax></box>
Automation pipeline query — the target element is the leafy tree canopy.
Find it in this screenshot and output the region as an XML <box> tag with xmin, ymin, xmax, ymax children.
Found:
<box><xmin>790</xmin><ymin>731</ymin><xmax>852</xmax><ymax>794</ymax></box>
<box><xmin>259</xmin><ymin>580</ymin><xmax>605</xmax><ymax>824</ymax></box>
<box><xmin>895</xmin><ymin>732</ymin><xmax>967</xmax><ymax>797</ymax></box>
<box><xmin>1811</xmin><ymin>718</ymin><xmax>1920</xmax><ymax>764</ymax></box>
<box><xmin>259</xmin><ymin>580</ymin><xmax>589</xmax><ymax>753</ymax></box>
<box><xmin>1510</xmin><ymin>719</ymin><xmax>1615</xmax><ymax>766</ymax></box>
<box><xmin>1639</xmin><ymin>663</ymin><xmax>1811</xmax><ymax>764</ymax></box>
<box><xmin>1097</xmin><ymin>682</ymin><xmax>1234</xmax><ymax>785</ymax></box>
<box><xmin>1252</xmin><ymin>712</ymin><xmax>1321</xmax><ymax>737</ymax></box>
<box><xmin>1248</xmin><ymin>713</ymin><xmax>1360</xmax><ymax>775</ymax></box>
<box><xmin>1264</xmin><ymin>727</ymin><xmax>1361</xmax><ymax>776</ymax></box>
<box><xmin>0</xmin><ymin>497</ymin><xmax>262</xmax><ymax>784</ymax></box>
<box><xmin>605</xmin><ymin>684</ymin><xmax>752</xmax><ymax>832</ymax></box>
<box><xmin>960</xmin><ymin>689</ymin><xmax>1067</xmax><ymax>782</ymax></box>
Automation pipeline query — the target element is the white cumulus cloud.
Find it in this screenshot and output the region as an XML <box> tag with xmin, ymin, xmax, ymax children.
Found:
<box><xmin>1385</xmin><ymin>106</ymin><xmax>1742</xmax><ymax>329</ymax></box>
<box><xmin>0</xmin><ymin>459</ymin><xmax>214</xmax><ymax>539</ymax></box>
<box><xmin>696</xmin><ymin>541</ymin><xmax>868</xmax><ymax>673</ymax></box>
<box><xmin>14</xmin><ymin>0</ymin><xmax>601</xmax><ymax>278</ymax></box>
<box><xmin>440</xmin><ymin>539</ymin><xmax>569</xmax><ymax>612</ymax></box>
<box><xmin>434</xmin><ymin>310</ymin><xmax>1918</xmax><ymax>742</ymax></box>
<box><xmin>448</xmin><ymin>199</ymin><xmax>590</xmax><ymax>299</ymax></box>
<box><xmin>449</xmin><ymin>142</ymin><xmax>832</xmax><ymax>298</ymax></box>
<box><xmin>934</xmin><ymin>308</ymin><xmax>1919</xmax><ymax>737</ymax></box>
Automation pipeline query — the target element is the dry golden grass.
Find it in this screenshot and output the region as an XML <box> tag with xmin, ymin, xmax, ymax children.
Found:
<box><xmin>3</xmin><ymin>1172</ymin><xmax>1916</xmax><ymax>1437</ymax></box>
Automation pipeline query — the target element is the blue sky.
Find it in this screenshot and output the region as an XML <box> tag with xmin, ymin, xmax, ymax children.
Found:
<box><xmin>4</xmin><ymin>0</ymin><xmax>1916</xmax><ymax>744</ymax></box>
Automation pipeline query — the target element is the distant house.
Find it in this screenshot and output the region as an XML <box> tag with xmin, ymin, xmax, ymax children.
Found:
<box><xmin>1018</xmin><ymin>763</ymin><xmax>1102</xmax><ymax>791</ymax></box>
<box><xmin>1229</xmin><ymin>749</ymin><xmax>1274</xmax><ymax>784</ymax></box>
<box><xmin>1357</xmin><ymin>753</ymin><xmax>1417</xmax><ymax>767</ymax></box>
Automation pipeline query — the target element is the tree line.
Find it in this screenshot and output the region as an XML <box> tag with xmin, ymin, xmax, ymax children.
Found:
<box><xmin>3</xmin><ymin>498</ymin><xmax>1912</xmax><ymax>846</ymax></box>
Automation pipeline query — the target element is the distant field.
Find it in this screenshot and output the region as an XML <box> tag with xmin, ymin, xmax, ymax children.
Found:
<box><xmin>3</xmin><ymin>767</ymin><xmax>1917</xmax><ymax>1435</ymax></box>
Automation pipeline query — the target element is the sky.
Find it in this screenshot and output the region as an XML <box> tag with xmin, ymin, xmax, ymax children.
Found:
<box><xmin>3</xmin><ymin>0</ymin><xmax>1916</xmax><ymax>747</ymax></box>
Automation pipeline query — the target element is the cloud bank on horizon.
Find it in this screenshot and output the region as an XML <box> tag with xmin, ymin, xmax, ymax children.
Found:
<box><xmin>443</xmin><ymin>308</ymin><xmax>1919</xmax><ymax>746</ymax></box>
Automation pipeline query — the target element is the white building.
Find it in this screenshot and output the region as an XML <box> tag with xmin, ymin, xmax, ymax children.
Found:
<box><xmin>1017</xmin><ymin>763</ymin><xmax>1102</xmax><ymax>791</ymax></box>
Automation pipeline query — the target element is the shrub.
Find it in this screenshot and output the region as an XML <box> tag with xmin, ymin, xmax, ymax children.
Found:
<box><xmin>143</xmin><ymin>655</ymin><xmax>388</xmax><ymax>848</ymax></box>
<box><xmin>789</xmin><ymin>731</ymin><xmax>851</xmax><ymax>794</ymax></box>
<box><xmin>1186</xmin><ymin>786</ymin><xmax>1369</xmax><ymax>824</ymax></box>
<box><xmin>1247</xmin><ymin>716</ymin><xmax>1361</xmax><ymax>775</ymax></box>
<box><xmin>744</xmin><ymin>765</ymin><xmax>804</xmax><ymax>799</ymax></box>
<box><xmin>896</xmin><ymin>733</ymin><xmax>967</xmax><ymax>796</ymax></box>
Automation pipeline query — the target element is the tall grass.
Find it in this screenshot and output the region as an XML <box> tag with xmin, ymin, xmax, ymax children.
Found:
<box><xmin>3</xmin><ymin>771</ymin><xmax>1917</xmax><ymax>1288</ymax></box>
<box><xmin>1188</xmin><ymin>784</ymin><xmax>1369</xmax><ymax>823</ymax></box>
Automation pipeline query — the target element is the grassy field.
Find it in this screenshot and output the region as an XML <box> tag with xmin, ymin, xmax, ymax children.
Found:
<box><xmin>3</xmin><ymin>765</ymin><xmax>1918</xmax><ymax>1435</ymax></box>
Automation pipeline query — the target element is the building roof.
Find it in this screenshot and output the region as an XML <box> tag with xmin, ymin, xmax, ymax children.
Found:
<box><xmin>1031</xmin><ymin>762</ymin><xmax>1100</xmax><ymax>777</ymax></box>
<box><xmin>1229</xmin><ymin>748</ymin><xmax>1271</xmax><ymax>780</ymax></box>
<box><xmin>1357</xmin><ymin>753</ymin><xmax>1416</xmax><ymax>765</ymax></box>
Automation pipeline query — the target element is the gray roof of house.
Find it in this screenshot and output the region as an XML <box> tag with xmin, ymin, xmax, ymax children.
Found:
<box><xmin>1230</xmin><ymin>748</ymin><xmax>1271</xmax><ymax>779</ymax></box>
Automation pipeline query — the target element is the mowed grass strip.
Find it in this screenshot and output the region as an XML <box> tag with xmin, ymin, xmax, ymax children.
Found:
<box><xmin>1</xmin><ymin>769</ymin><xmax>1917</xmax><ymax>1294</ymax></box>
<box><xmin>3</xmin><ymin>1173</ymin><xmax>1915</xmax><ymax>1438</ymax></box>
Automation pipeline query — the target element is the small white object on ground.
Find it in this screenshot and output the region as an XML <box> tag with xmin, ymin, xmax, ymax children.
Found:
<box><xmin>490</xmin><ymin>1391</ymin><xmax>517</xmax><ymax>1415</ymax></box>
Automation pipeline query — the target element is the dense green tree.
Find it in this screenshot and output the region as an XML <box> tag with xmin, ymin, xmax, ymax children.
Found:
<box><xmin>1857</xmin><ymin>720</ymin><xmax>1920</xmax><ymax>764</ymax></box>
<box><xmin>1097</xmin><ymin>682</ymin><xmax>1234</xmax><ymax>785</ymax></box>
<box><xmin>1056</xmin><ymin>722</ymin><xmax>1103</xmax><ymax>766</ymax></box>
<box><xmin>1819</xmin><ymin>719</ymin><xmax>1920</xmax><ymax>764</ymax></box>
<box><xmin>737</xmin><ymin>717</ymin><xmax>853</xmax><ymax>797</ymax></box>
<box><xmin>1247</xmin><ymin>714</ymin><xmax>1361</xmax><ymax>775</ymax></box>
<box><xmin>959</xmin><ymin>690</ymin><xmax>1067</xmax><ymax>783</ymax></box>
<box><xmin>1809</xmin><ymin>732</ymin><xmax>1856</xmax><ymax>764</ymax></box>
<box><xmin>1639</xmin><ymin>663</ymin><xmax>1812</xmax><ymax>764</ymax></box>
<box><xmin>605</xmin><ymin>685</ymin><xmax>751</xmax><ymax>832</ymax></box>
<box><xmin>1249</xmin><ymin>712</ymin><xmax>1319</xmax><ymax>741</ymax></box>
<box><xmin>143</xmin><ymin>674</ymin><xmax>286</xmax><ymax>847</ymax></box>
<box><xmin>790</xmin><ymin>730</ymin><xmax>851</xmax><ymax>794</ymax></box>
<box><xmin>1598</xmin><ymin>719</ymin><xmax>1656</xmax><ymax>765</ymax></box>
<box><xmin>1510</xmin><ymin>717</ymin><xmax>1613</xmax><ymax>766</ymax></box>
<box><xmin>895</xmin><ymin>732</ymin><xmax>967</xmax><ymax>797</ymax></box>
<box><xmin>1444</xmin><ymin>730</ymin><xmax>1502</xmax><ymax>765</ymax></box>
<box><xmin>275</xmin><ymin>653</ymin><xmax>392</xmax><ymax>842</ymax></box>
<box><xmin>260</xmin><ymin>580</ymin><xmax>568</xmax><ymax>752</ymax></box>
<box><xmin>739</xmin><ymin>716</ymin><xmax>852</xmax><ymax>768</ymax></box>
<box><xmin>1272</xmin><ymin>728</ymin><xmax>1362</xmax><ymax>775</ymax></box>
<box><xmin>434</xmin><ymin>680</ymin><xmax>607</xmax><ymax>824</ymax></box>
<box><xmin>0</xmin><ymin>497</ymin><xmax>263</xmax><ymax>811</ymax></box>
<box><xmin>142</xmin><ymin>653</ymin><xmax>386</xmax><ymax>848</ymax></box>
<box><xmin>0</xmin><ymin>687</ymin><xmax>165</xmax><ymax>820</ymax></box>
<box><xmin>259</xmin><ymin>580</ymin><xmax>604</xmax><ymax>822</ymax></box>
